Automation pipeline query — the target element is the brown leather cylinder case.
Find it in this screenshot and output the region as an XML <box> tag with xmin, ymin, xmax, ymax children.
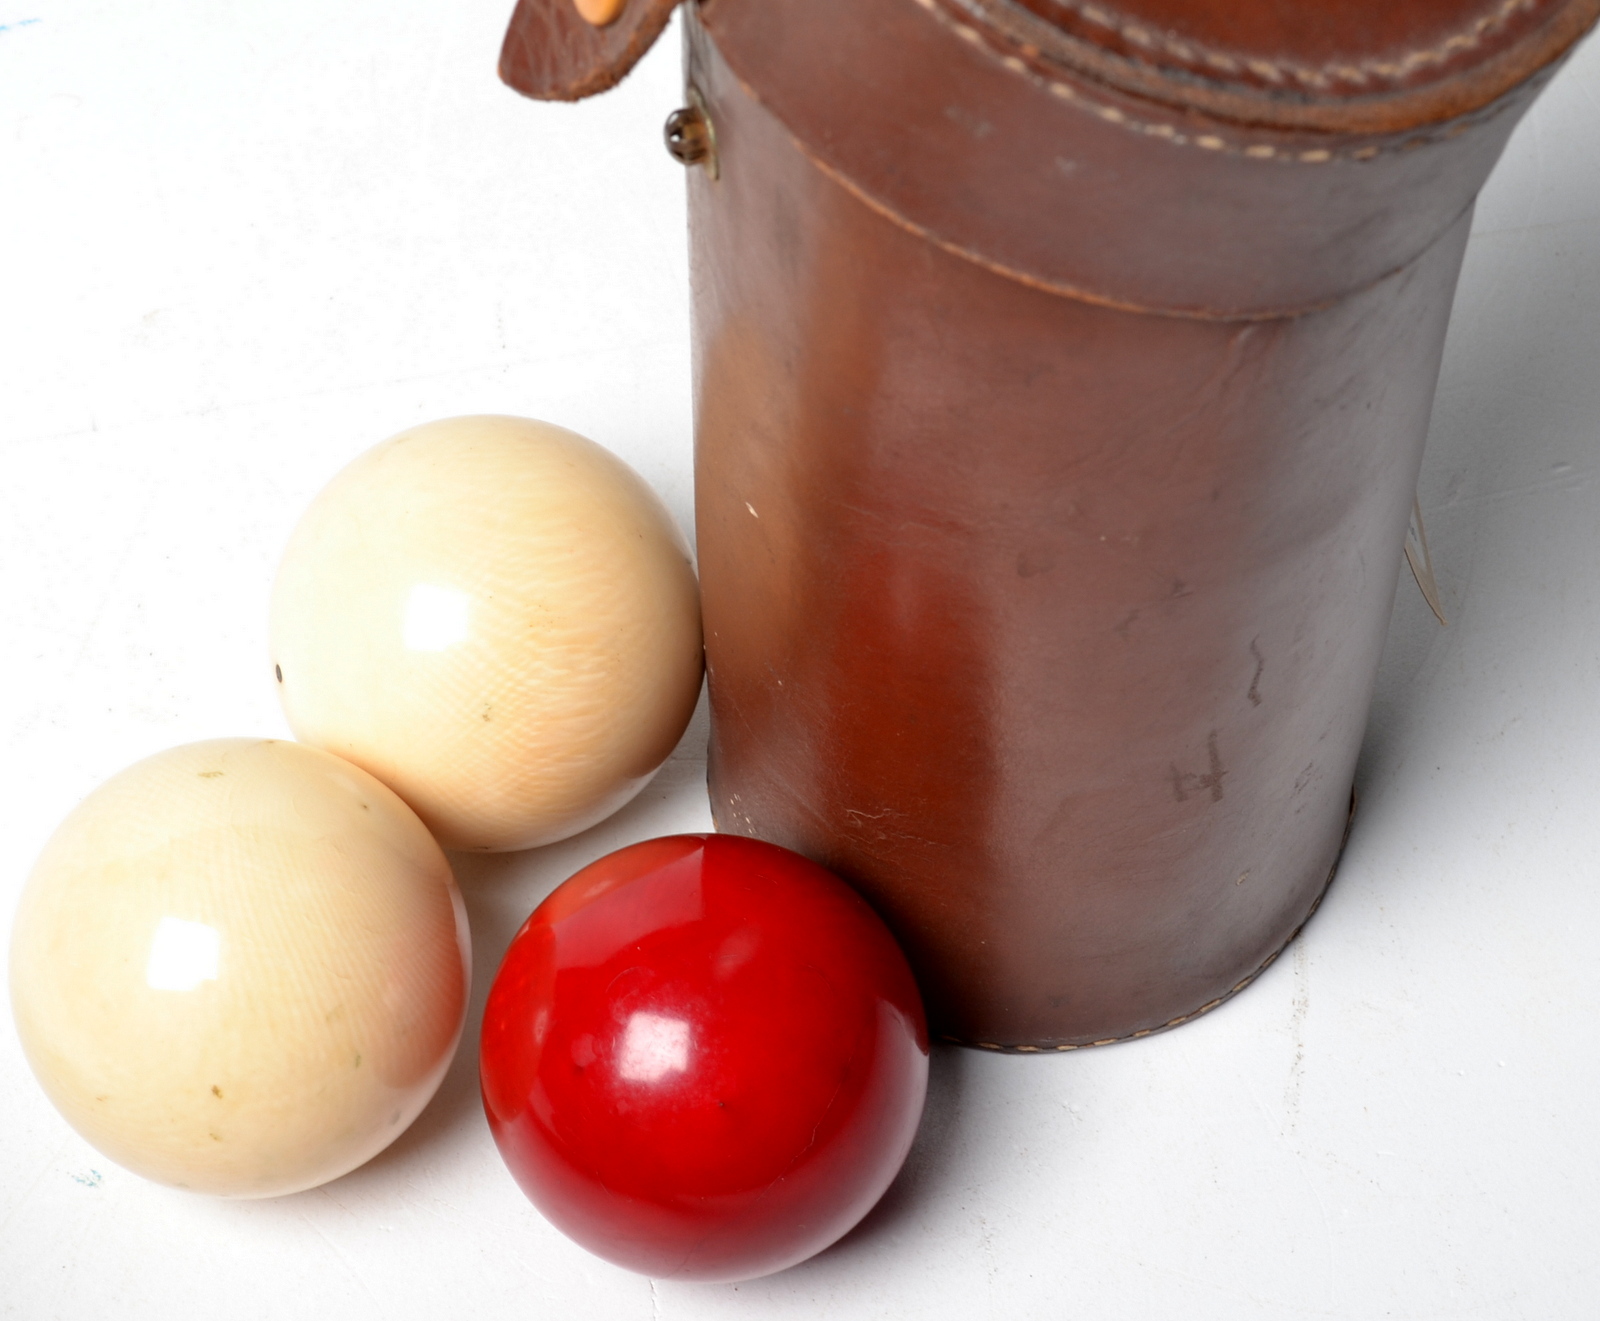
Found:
<box><xmin>502</xmin><ymin>0</ymin><xmax>1598</xmax><ymax>1048</ymax></box>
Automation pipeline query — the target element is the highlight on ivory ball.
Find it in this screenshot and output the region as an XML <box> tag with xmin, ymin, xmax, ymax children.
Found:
<box><xmin>8</xmin><ymin>739</ymin><xmax>470</xmax><ymax>1198</ymax></box>
<box><xmin>269</xmin><ymin>416</ymin><xmax>704</xmax><ymax>852</ymax></box>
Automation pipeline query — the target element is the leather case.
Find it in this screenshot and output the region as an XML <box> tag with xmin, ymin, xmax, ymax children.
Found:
<box><xmin>502</xmin><ymin>0</ymin><xmax>1599</xmax><ymax>1049</ymax></box>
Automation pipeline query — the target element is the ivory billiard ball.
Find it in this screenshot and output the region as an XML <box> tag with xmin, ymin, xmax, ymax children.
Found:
<box><xmin>8</xmin><ymin>739</ymin><xmax>470</xmax><ymax>1198</ymax></box>
<box><xmin>269</xmin><ymin>415</ymin><xmax>703</xmax><ymax>852</ymax></box>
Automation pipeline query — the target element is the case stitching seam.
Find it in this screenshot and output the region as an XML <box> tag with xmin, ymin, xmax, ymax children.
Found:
<box><xmin>941</xmin><ymin>793</ymin><xmax>1354</xmax><ymax>1053</ymax></box>
<box><xmin>1009</xmin><ymin>0</ymin><xmax>1542</xmax><ymax>90</ymax></box>
<box><xmin>916</xmin><ymin>0</ymin><xmax>1525</xmax><ymax>162</ymax></box>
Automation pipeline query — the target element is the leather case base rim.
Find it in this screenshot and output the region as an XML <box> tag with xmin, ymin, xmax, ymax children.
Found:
<box><xmin>935</xmin><ymin>792</ymin><xmax>1355</xmax><ymax>1054</ymax></box>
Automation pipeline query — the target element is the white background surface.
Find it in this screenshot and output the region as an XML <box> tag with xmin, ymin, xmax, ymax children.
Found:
<box><xmin>3</xmin><ymin>3</ymin><xmax>1600</xmax><ymax>1317</ymax></box>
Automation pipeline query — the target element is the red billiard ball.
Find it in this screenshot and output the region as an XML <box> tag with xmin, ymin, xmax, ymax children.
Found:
<box><xmin>479</xmin><ymin>834</ymin><xmax>929</xmax><ymax>1281</ymax></box>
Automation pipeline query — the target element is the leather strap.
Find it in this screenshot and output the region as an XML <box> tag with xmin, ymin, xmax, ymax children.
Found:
<box><xmin>499</xmin><ymin>0</ymin><xmax>682</xmax><ymax>101</ymax></box>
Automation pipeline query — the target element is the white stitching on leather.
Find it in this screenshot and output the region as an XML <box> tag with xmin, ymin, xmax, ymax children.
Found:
<box><xmin>923</xmin><ymin>0</ymin><xmax>1531</xmax><ymax>164</ymax></box>
<box><xmin>1044</xmin><ymin>0</ymin><xmax>1543</xmax><ymax>90</ymax></box>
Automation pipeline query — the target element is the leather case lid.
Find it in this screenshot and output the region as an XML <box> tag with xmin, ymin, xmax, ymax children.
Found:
<box><xmin>687</xmin><ymin>0</ymin><xmax>1593</xmax><ymax>316</ymax></box>
<box><xmin>504</xmin><ymin>0</ymin><xmax>1598</xmax><ymax>129</ymax></box>
<box><xmin>950</xmin><ymin>0</ymin><xmax>1600</xmax><ymax>131</ymax></box>
<box><xmin>504</xmin><ymin>0</ymin><xmax>1598</xmax><ymax>314</ymax></box>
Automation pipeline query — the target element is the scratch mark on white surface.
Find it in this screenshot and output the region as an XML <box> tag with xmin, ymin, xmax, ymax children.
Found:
<box><xmin>58</xmin><ymin>483</ymin><xmax>162</xmax><ymax>683</ymax></box>
<box><xmin>1576</xmin><ymin>68</ymin><xmax>1600</xmax><ymax>120</ymax></box>
<box><xmin>1102</xmin><ymin>1245</ymin><xmax>1345</xmax><ymax>1314</ymax></box>
<box><xmin>1462</xmin><ymin>215</ymin><xmax>1600</xmax><ymax>243</ymax></box>
<box><xmin>977</xmin><ymin>1212</ymin><xmax>999</xmax><ymax>1303</ymax></box>
<box><xmin>1531</xmin><ymin>101</ymin><xmax>1548</xmax><ymax>206</ymax></box>
<box><xmin>0</xmin><ymin>18</ymin><xmax>41</xmax><ymax>34</ymax></box>
<box><xmin>0</xmin><ymin>334</ymin><xmax>687</xmax><ymax>454</ymax></box>
<box><xmin>0</xmin><ymin>1136</ymin><xmax>75</xmax><ymax>1239</ymax></box>
<box><xmin>298</xmin><ymin>1207</ymin><xmax>380</xmax><ymax>1309</ymax></box>
<box><xmin>1293</xmin><ymin>1146</ymin><xmax>1337</xmax><ymax>1309</ymax></box>
<box><xmin>313</xmin><ymin>1185</ymin><xmax>361</xmax><ymax>1220</ymax></box>
<box><xmin>1284</xmin><ymin>941</ymin><xmax>1310</xmax><ymax>1128</ymax></box>
<box><xmin>1434</xmin><ymin>461</ymin><xmax>1591</xmax><ymax>513</ymax></box>
<box><xmin>650</xmin><ymin>1278</ymin><xmax>660</xmax><ymax>1320</ymax></box>
<box><xmin>394</xmin><ymin>1179</ymin><xmax>469</xmax><ymax>1227</ymax></box>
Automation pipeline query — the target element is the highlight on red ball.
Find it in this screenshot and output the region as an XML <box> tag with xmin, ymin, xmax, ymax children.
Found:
<box><xmin>478</xmin><ymin>833</ymin><xmax>930</xmax><ymax>1282</ymax></box>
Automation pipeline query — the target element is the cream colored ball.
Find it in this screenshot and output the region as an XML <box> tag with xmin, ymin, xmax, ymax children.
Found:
<box><xmin>9</xmin><ymin>739</ymin><xmax>469</xmax><ymax>1198</ymax></box>
<box><xmin>269</xmin><ymin>416</ymin><xmax>703</xmax><ymax>852</ymax></box>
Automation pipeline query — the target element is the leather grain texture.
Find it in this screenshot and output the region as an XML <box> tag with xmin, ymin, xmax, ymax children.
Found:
<box><xmin>501</xmin><ymin>0</ymin><xmax>1597</xmax><ymax>1046</ymax></box>
<box><xmin>686</xmin><ymin>18</ymin><xmax>1478</xmax><ymax>1046</ymax></box>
